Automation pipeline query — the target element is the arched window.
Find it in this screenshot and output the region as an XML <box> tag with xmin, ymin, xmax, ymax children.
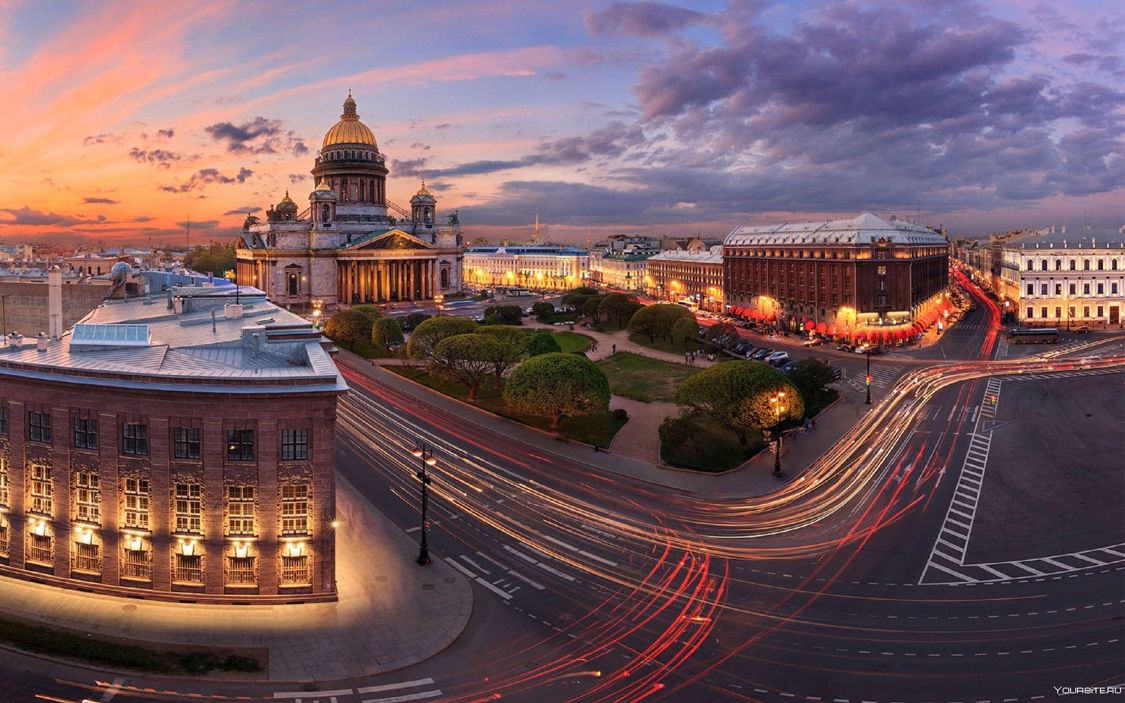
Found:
<box><xmin>1041</xmin><ymin>259</ymin><xmax>1048</xmax><ymax>271</ymax></box>
<box><xmin>1070</xmin><ymin>259</ymin><xmax>1076</xmax><ymax>270</ymax></box>
<box><xmin>1083</xmin><ymin>259</ymin><xmax>1090</xmax><ymax>270</ymax></box>
<box><xmin>440</xmin><ymin>266</ymin><xmax>450</xmax><ymax>289</ymax></box>
<box><xmin>321</xmin><ymin>204</ymin><xmax>330</xmax><ymax>222</ymax></box>
<box><xmin>1026</xmin><ymin>260</ymin><xmax>1033</xmax><ymax>271</ymax></box>
<box><xmin>1055</xmin><ymin>259</ymin><xmax>1062</xmax><ymax>270</ymax></box>
<box><xmin>1113</xmin><ymin>259</ymin><xmax>1119</xmax><ymax>271</ymax></box>
<box><xmin>1097</xmin><ymin>259</ymin><xmax>1104</xmax><ymax>270</ymax></box>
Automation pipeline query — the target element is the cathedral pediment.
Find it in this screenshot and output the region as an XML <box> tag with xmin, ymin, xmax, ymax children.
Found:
<box><xmin>345</xmin><ymin>229</ymin><xmax>434</xmax><ymax>250</ymax></box>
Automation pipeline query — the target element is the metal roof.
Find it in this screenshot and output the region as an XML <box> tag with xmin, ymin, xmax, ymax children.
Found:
<box><xmin>70</xmin><ymin>323</ymin><xmax>151</xmax><ymax>348</ymax></box>
<box><xmin>725</xmin><ymin>213</ymin><xmax>947</xmax><ymax>247</ymax></box>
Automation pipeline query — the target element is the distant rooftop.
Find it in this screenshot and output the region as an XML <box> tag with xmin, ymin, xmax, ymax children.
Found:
<box><xmin>465</xmin><ymin>245</ymin><xmax>588</xmax><ymax>255</ymax></box>
<box><xmin>1006</xmin><ymin>226</ymin><xmax>1125</xmax><ymax>249</ymax></box>
<box><xmin>726</xmin><ymin>213</ymin><xmax>947</xmax><ymax>247</ymax></box>
<box><xmin>0</xmin><ymin>284</ymin><xmax>344</xmax><ymax>395</ymax></box>
<box><xmin>649</xmin><ymin>245</ymin><xmax>723</xmax><ymax>264</ymax></box>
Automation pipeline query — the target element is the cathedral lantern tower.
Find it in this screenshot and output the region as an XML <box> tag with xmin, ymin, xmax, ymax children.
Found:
<box><xmin>311</xmin><ymin>92</ymin><xmax>389</xmax><ymax>224</ymax></box>
<box><xmin>410</xmin><ymin>181</ymin><xmax>437</xmax><ymax>229</ymax></box>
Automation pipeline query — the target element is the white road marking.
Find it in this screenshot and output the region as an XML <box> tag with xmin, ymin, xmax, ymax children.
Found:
<box><xmin>358</xmin><ymin>678</ymin><xmax>435</xmax><ymax>694</ymax></box>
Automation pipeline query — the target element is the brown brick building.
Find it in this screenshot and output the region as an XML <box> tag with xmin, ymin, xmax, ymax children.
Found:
<box><xmin>0</xmin><ymin>284</ymin><xmax>345</xmax><ymax>602</ymax></box>
<box><xmin>724</xmin><ymin>213</ymin><xmax>949</xmax><ymax>341</ymax></box>
<box><xmin>646</xmin><ymin>245</ymin><xmax>724</xmax><ymax>311</ymax></box>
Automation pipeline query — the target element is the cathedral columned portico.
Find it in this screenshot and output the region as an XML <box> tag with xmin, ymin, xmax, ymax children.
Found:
<box><xmin>236</xmin><ymin>95</ymin><xmax>462</xmax><ymax>307</ymax></box>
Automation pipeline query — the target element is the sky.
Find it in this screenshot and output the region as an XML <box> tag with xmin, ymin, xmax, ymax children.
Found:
<box><xmin>0</xmin><ymin>0</ymin><xmax>1121</xmax><ymax>247</ymax></box>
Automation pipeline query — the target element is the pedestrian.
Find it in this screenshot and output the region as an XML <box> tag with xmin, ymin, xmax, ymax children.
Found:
<box><xmin>612</xmin><ymin>343</ymin><xmax>616</xmax><ymax>354</ymax></box>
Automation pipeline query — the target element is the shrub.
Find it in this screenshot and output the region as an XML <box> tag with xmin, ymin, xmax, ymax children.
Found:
<box><xmin>323</xmin><ymin>309</ymin><xmax>374</xmax><ymax>348</ymax></box>
<box><xmin>675</xmin><ymin>361</ymin><xmax>803</xmax><ymax>446</ymax></box>
<box><xmin>483</xmin><ymin>304</ymin><xmax>523</xmax><ymax>325</ymax></box>
<box><xmin>628</xmin><ymin>303</ymin><xmax>696</xmax><ymax>343</ymax></box>
<box><xmin>503</xmin><ymin>353</ymin><xmax>610</xmax><ymax>429</ymax></box>
<box><xmin>430</xmin><ymin>333</ymin><xmax>507</xmax><ymax>400</ymax></box>
<box><xmin>407</xmin><ymin>316</ymin><xmax>477</xmax><ymax>359</ymax></box>
<box><xmin>527</xmin><ymin>332</ymin><xmax>562</xmax><ymax>356</ymax></box>
<box><xmin>371</xmin><ymin>317</ymin><xmax>404</xmax><ymax>351</ymax></box>
<box><xmin>401</xmin><ymin>312</ymin><xmax>432</xmax><ymax>331</ymax></box>
<box><xmin>598</xmin><ymin>293</ymin><xmax>642</xmax><ymax>328</ymax></box>
<box><xmin>532</xmin><ymin>301</ymin><xmax>555</xmax><ymax>319</ymax></box>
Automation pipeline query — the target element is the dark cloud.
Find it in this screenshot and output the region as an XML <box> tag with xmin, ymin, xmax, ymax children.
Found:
<box><xmin>585</xmin><ymin>2</ymin><xmax>706</xmax><ymax>37</ymax></box>
<box><xmin>159</xmin><ymin>167</ymin><xmax>253</xmax><ymax>193</ymax></box>
<box><xmin>83</xmin><ymin>133</ymin><xmax>123</xmax><ymax>145</ymax></box>
<box><xmin>391</xmin><ymin>158</ymin><xmax>430</xmax><ymax>177</ymax></box>
<box><xmin>83</xmin><ymin>197</ymin><xmax>119</xmax><ymax>204</ymax></box>
<box><xmin>174</xmin><ymin>220</ymin><xmax>219</xmax><ymax>230</ymax></box>
<box><xmin>205</xmin><ymin>116</ymin><xmax>308</xmax><ymax>156</ymax></box>
<box><xmin>132</xmin><ymin>216</ymin><xmax>154</xmax><ymax>223</ymax></box>
<box><xmin>410</xmin><ymin>142</ymin><xmax>432</xmax><ymax>151</ymax></box>
<box><xmin>128</xmin><ymin>147</ymin><xmax>185</xmax><ymax>167</ymax></box>
<box><xmin>434</xmin><ymin>123</ymin><xmax>452</xmax><ymax>130</ymax></box>
<box><xmin>156</xmin><ymin>128</ymin><xmax>175</xmax><ymax>139</ymax></box>
<box><xmin>0</xmin><ymin>206</ymin><xmax>101</xmax><ymax>227</ymax></box>
<box><xmin>288</xmin><ymin>173</ymin><xmax>308</xmax><ymax>184</ymax></box>
<box><xmin>223</xmin><ymin>206</ymin><xmax>262</xmax><ymax>216</ymax></box>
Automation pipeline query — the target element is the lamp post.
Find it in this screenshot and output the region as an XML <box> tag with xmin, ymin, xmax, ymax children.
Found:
<box><xmin>865</xmin><ymin>347</ymin><xmax>872</xmax><ymax>405</ymax></box>
<box><xmin>769</xmin><ymin>390</ymin><xmax>787</xmax><ymax>477</ymax></box>
<box><xmin>411</xmin><ymin>443</ymin><xmax>437</xmax><ymax>566</ymax></box>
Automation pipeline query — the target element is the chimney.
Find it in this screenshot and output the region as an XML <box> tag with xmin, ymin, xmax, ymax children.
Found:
<box><xmin>36</xmin><ymin>332</ymin><xmax>48</xmax><ymax>352</ymax></box>
<box><xmin>1061</xmin><ymin>225</ymin><xmax>1067</xmax><ymax>234</ymax></box>
<box><xmin>173</xmin><ymin>296</ymin><xmax>184</xmax><ymax>314</ymax></box>
<box><xmin>225</xmin><ymin>302</ymin><xmax>244</xmax><ymax>319</ymax></box>
<box><xmin>48</xmin><ymin>266</ymin><xmax>63</xmax><ymax>340</ymax></box>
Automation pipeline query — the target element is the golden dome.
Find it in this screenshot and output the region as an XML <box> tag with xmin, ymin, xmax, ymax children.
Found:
<box><xmin>322</xmin><ymin>92</ymin><xmax>377</xmax><ymax>148</ymax></box>
<box><xmin>415</xmin><ymin>180</ymin><xmax>432</xmax><ymax>197</ymax></box>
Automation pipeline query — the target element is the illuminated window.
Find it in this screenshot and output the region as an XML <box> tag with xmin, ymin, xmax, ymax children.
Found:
<box><xmin>280</xmin><ymin>429</ymin><xmax>309</xmax><ymax>461</ymax></box>
<box><xmin>226</xmin><ymin>554</ymin><xmax>256</xmax><ymax>585</ymax></box>
<box><xmin>28</xmin><ymin>411</ymin><xmax>51</xmax><ymax>443</ymax></box>
<box><xmin>29</xmin><ymin>465</ymin><xmax>52</xmax><ymax>516</ymax></box>
<box><xmin>73</xmin><ymin>417</ymin><xmax>98</xmax><ymax>450</ymax></box>
<box><xmin>123</xmin><ymin>478</ymin><xmax>150</xmax><ymax>529</ymax></box>
<box><xmin>27</xmin><ymin>532</ymin><xmax>52</xmax><ymax>565</ymax></box>
<box><xmin>280</xmin><ymin>549</ymin><xmax>310</xmax><ymax>586</ymax></box>
<box><xmin>174</xmin><ymin>553</ymin><xmax>203</xmax><ymax>584</ymax></box>
<box><xmin>174</xmin><ymin>484</ymin><xmax>202</xmax><ymax>534</ymax></box>
<box><xmin>281</xmin><ymin>485</ymin><xmax>309</xmax><ymax>535</ymax></box>
<box><xmin>73</xmin><ymin>540</ymin><xmax>100</xmax><ymax>573</ymax></box>
<box><xmin>121</xmin><ymin>423</ymin><xmax>148</xmax><ymax>456</ymax></box>
<box><xmin>226</xmin><ymin>429</ymin><xmax>255</xmax><ymax>461</ymax></box>
<box><xmin>227</xmin><ymin>486</ymin><xmax>255</xmax><ymax>536</ymax></box>
<box><xmin>74</xmin><ymin>471</ymin><xmax>100</xmax><ymax>524</ymax></box>
<box><xmin>0</xmin><ymin>457</ymin><xmax>7</xmax><ymax>507</ymax></box>
<box><xmin>122</xmin><ymin>539</ymin><xmax>152</xmax><ymax>580</ymax></box>
<box><xmin>0</xmin><ymin>514</ymin><xmax>8</xmax><ymax>555</ymax></box>
<box><xmin>173</xmin><ymin>427</ymin><xmax>201</xmax><ymax>459</ymax></box>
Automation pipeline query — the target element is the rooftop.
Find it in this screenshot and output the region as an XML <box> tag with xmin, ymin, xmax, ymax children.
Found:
<box><xmin>1006</xmin><ymin>226</ymin><xmax>1125</xmax><ymax>249</ymax></box>
<box><xmin>648</xmin><ymin>245</ymin><xmax>724</xmax><ymax>264</ymax></box>
<box><xmin>0</xmin><ymin>284</ymin><xmax>344</xmax><ymax>394</ymax></box>
<box><xmin>725</xmin><ymin>213</ymin><xmax>947</xmax><ymax>247</ymax></box>
<box><xmin>465</xmin><ymin>245</ymin><xmax>588</xmax><ymax>256</ymax></box>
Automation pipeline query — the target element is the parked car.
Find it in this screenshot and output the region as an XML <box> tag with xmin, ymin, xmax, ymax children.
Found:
<box><xmin>764</xmin><ymin>351</ymin><xmax>790</xmax><ymax>366</ymax></box>
<box><xmin>751</xmin><ymin>348</ymin><xmax>774</xmax><ymax>360</ymax></box>
<box><xmin>836</xmin><ymin>342</ymin><xmax>855</xmax><ymax>352</ymax></box>
<box><xmin>828</xmin><ymin>366</ymin><xmax>843</xmax><ymax>381</ymax></box>
<box><xmin>733</xmin><ymin>341</ymin><xmax>751</xmax><ymax>355</ymax></box>
<box><xmin>779</xmin><ymin>359</ymin><xmax>800</xmax><ymax>374</ymax></box>
<box><xmin>803</xmin><ymin>337</ymin><xmax>824</xmax><ymax>347</ymax></box>
<box><xmin>1074</xmin><ymin>325</ymin><xmax>1091</xmax><ymax>333</ymax></box>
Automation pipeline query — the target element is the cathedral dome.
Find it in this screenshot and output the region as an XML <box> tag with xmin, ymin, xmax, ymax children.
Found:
<box><xmin>322</xmin><ymin>92</ymin><xmax>377</xmax><ymax>149</ymax></box>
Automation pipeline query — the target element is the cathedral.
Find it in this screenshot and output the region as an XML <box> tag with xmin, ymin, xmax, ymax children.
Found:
<box><xmin>236</xmin><ymin>93</ymin><xmax>463</xmax><ymax>307</ymax></box>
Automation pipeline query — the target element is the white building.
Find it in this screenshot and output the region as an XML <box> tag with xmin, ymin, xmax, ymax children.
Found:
<box><xmin>998</xmin><ymin>226</ymin><xmax>1125</xmax><ymax>328</ymax></box>
<box><xmin>589</xmin><ymin>252</ymin><xmax>652</xmax><ymax>291</ymax></box>
<box><xmin>463</xmin><ymin>245</ymin><xmax>589</xmax><ymax>291</ymax></box>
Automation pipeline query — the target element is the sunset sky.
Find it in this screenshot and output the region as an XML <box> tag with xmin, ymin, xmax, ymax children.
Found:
<box><xmin>0</xmin><ymin>0</ymin><xmax>1121</xmax><ymax>247</ymax></box>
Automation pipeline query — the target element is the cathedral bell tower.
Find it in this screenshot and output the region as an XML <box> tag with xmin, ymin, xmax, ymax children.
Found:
<box><xmin>410</xmin><ymin>181</ymin><xmax>437</xmax><ymax>230</ymax></box>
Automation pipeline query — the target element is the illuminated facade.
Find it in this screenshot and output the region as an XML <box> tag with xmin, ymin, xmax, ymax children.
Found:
<box><xmin>463</xmin><ymin>245</ymin><xmax>589</xmax><ymax>291</ymax></box>
<box><xmin>589</xmin><ymin>252</ymin><xmax>652</xmax><ymax>291</ymax></box>
<box><xmin>0</xmin><ymin>285</ymin><xmax>344</xmax><ymax>602</ymax></box>
<box><xmin>997</xmin><ymin>227</ymin><xmax>1124</xmax><ymax>328</ymax></box>
<box><xmin>237</xmin><ymin>94</ymin><xmax>462</xmax><ymax>308</ymax></box>
<box><xmin>724</xmin><ymin>213</ymin><xmax>948</xmax><ymax>338</ymax></box>
<box><xmin>646</xmin><ymin>246</ymin><xmax>724</xmax><ymax>311</ymax></box>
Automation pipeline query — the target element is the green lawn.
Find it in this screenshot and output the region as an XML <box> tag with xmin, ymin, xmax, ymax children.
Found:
<box><xmin>597</xmin><ymin>352</ymin><xmax>699</xmax><ymax>403</ymax></box>
<box><xmin>552</xmin><ymin>331</ymin><xmax>593</xmax><ymax>353</ymax></box>
<box><xmin>543</xmin><ymin>311</ymin><xmax>579</xmax><ymax>324</ymax></box>
<box><xmin>627</xmin><ymin>332</ymin><xmax>707</xmax><ymax>355</ymax></box>
<box><xmin>345</xmin><ymin>337</ymin><xmax>393</xmax><ymax>359</ymax></box>
<box><xmin>659</xmin><ymin>416</ymin><xmax>765</xmax><ymax>472</ymax></box>
<box><xmin>591</xmin><ymin>320</ymin><xmax>625</xmax><ymax>333</ymax></box>
<box><xmin>389</xmin><ymin>367</ymin><xmax>625</xmax><ymax>447</ymax></box>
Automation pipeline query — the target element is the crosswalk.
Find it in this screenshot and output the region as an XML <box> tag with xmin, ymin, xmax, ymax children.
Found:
<box><xmin>273</xmin><ymin>678</ymin><xmax>443</xmax><ymax>703</ymax></box>
<box><xmin>922</xmin><ymin>430</ymin><xmax>993</xmax><ymax>582</ymax></box>
<box><xmin>842</xmin><ymin>364</ymin><xmax>902</xmax><ymax>393</ymax></box>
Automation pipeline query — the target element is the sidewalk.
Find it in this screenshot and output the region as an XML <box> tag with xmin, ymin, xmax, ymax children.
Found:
<box><xmin>340</xmin><ymin>351</ymin><xmax>869</xmax><ymax>499</ymax></box>
<box><xmin>0</xmin><ymin>477</ymin><xmax>473</xmax><ymax>682</ymax></box>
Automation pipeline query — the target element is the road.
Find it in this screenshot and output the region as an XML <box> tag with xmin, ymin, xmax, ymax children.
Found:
<box><xmin>11</xmin><ymin>289</ymin><xmax>1125</xmax><ymax>702</ymax></box>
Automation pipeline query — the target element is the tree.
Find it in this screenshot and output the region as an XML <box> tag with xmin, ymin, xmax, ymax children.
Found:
<box><xmin>478</xmin><ymin>325</ymin><xmax>529</xmax><ymax>382</ymax></box>
<box><xmin>527</xmin><ymin>332</ymin><xmax>562</xmax><ymax>356</ymax></box>
<box><xmin>532</xmin><ymin>301</ymin><xmax>555</xmax><ymax>319</ymax></box>
<box><xmin>561</xmin><ymin>287</ymin><xmax>598</xmax><ymax>307</ymax></box>
<box><xmin>323</xmin><ymin>309</ymin><xmax>374</xmax><ymax>348</ymax></box>
<box><xmin>430</xmin><ymin>333</ymin><xmax>505</xmax><ymax>400</ymax></box>
<box><xmin>787</xmin><ymin>358</ymin><xmax>837</xmax><ymax>412</ymax></box>
<box><xmin>704</xmin><ymin>322</ymin><xmax>738</xmax><ymax>345</ymax></box>
<box><xmin>351</xmin><ymin>304</ymin><xmax>381</xmax><ymax>323</ymax></box>
<box><xmin>371</xmin><ymin>317</ymin><xmax>404</xmax><ymax>352</ymax></box>
<box><xmin>407</xmin><ymin>316</ymin><xmax>477</xmax><ymax>359</ymax></box>
<box><xmin>401</xmin><ymin>312</ymin><xmax>431</xmax><ymax>331</ymax></box>
<box><xmin>598</xmin><ymin>293</ymin><xmax>642</xmax><ymax>328</ymax></box>
<box><xmin>483</xmin><ymin>304</ymin><xmax>523</xmax><ymax>325</ymax></box>
<box><xmin>671</xmin><ymin>318</ymin><xmax>699</xmax><ymax>349</ymax></box>
<box><xmin>581</xmin><ymin>296</ymin><xmax>604</xmax><ymax>321</ymax></box>
<box><xmin>628</xmin><ymin>303</ymin><xmax>695</xmax><ymax>343</ymax></box>
<box><xmin>675</xmin><ymin>361</ymin><xmax>803</xmax><ymax>446</ymax></box>
<box><xmin>503</xmin><ymin>353</ymin><xmax>611</xmax><ymax>429</ymax></box>
<box><xmin>183</xmin><ymin>242</ymin><xmax>235</xmax><ymax>277</ymax></box>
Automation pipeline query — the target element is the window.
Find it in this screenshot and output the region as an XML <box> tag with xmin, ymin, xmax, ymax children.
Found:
<box><xmin>1040</xmin><ymin>283</ymin><xmax>1048</xmax><ymax>295</ymax></box>
<box><xmin>1069</xmin><ymin>306</ymin><xmax>1076</xmax><ymax>320</ymax></box>
<box><xmin>74</xmin><ymin>472</ymin><xmax>100</xmax><ymax>524</ymax></box>
<box><xmin>1096</xmin><ymin>283</ymin><xmax>1104</xmax><ymax>295</ymax></box>
<box><xmin>227</xmin><ymin>486</ymin><xmax>255</xmax><ymax>536</ymax></box>
<box><xmin>281</xmin><ymin>429</ymin><xmax>309</xmax><ymax>461</ymax></box>
<box><xmin>1041</xmin><ymin>306</ymin><xmax>1048</xmax><ymax>319</ymax></box>
<box><xmin>1055</xmin><ymin>307</ymin><xmax>1062</xmax><ymax>318</ymax></box>
<box><xmin>123</xmin><ymin>478</ymin><xmax>150</xmax><ymax>529</ymax></box>
<box><xmin>1069</xmin><ymin>283</ymin><xmax>1076</xmax><ymax>295</ymax></box>
<box><xmin>121</xmin><ymin>541</ymin><xmax>152</xmax><ymax>580</ymax></box>
<box><xmin>1055</xmin><ymin>259</ymin><xmax>1062</xmax><ymax>270</ymax></box>
<box><xmin>1055</xmin><ymin>284</ymin><xmax>1062</xmax><ymax>295</ymax></box>
<box><xmin>1083</xmin><ymin>259</ymin><xmax>1090</xmax><ymax>271</ymax></box>
<box><xmin>1026</xmin><ymin>307</ymin><xmax>1033</xmax><ymax>319</ymax></box>
<box><xmin>1097</xmin><ymin>259</ymin><xmax>1104</xmax><ymax>271</ymax></box>
<box><xmin>73</xmin><ymin>541</ymin><xmax>100</xmax><ymax>573</ymax></box>
<box><xmin>28</xmin><ymin>411</ymin><xmax>51</xmax><ymax>443</ymax></box>
<box><xmin>280</xmin><ymin>553</ymin><xmax>309</xmax><ymax>586</ymax></box>
<box><xmin>226</xmin><ymin>555</ymin><xmax>256</xmax><ymax>585</ymax></box>
<box><xmin>73</xmin><ymin>417</ymin><xmax>98</xmax><ymax>450</ymax></box>
<box><xmin>281</xmin><ymin>485</ymin><xmax>309</xmax><ymax>535</ymax></box>
<box><xmin>122</xmin><ymin>423</ymin><xmax>148</xmax><ymax>456</ymax></box>
<box><xmin>0</xmin><ymin>514</ymin><xmax>8</xmax><ymax>555</ymax></box>
<box><xmin>27</xmin><ymin>533</ymin><xmax>52</xmax><ymax>565</ymax></box>
<box><xmin>1026</xmin><ymin>283</ymin><xmax>1034</xmax><ymax>296</ymax></box>
<box><xmin>1113</xmin><ymin>283</ymin><xmax>1119</xmax><ymax>295</ymax></box>
<box><xmin>0</xmin><ymin>457</ymin><xmax>7</xmax><ymax>507</ymax></box>
<box><xmin>174</xmin><ymin>484</ymin><xmax>202</xmax><ymax>534</ymax></box>
<box><xmin>173</xmin><ymin>427</ymin><xmax>201</xmax><ymax>459</ymax></box>
<box><xmin>1083</xmin><ymin>306</ymin><xmax>1090</xmax><ymax>318</ymax></box>
<box><xmin>0</xmin><ymin>406</ymin><xmax>7</xmax><ymax>436</ymax></box>
<box><xmin>1113</xmin><ymin>259</ymin><xmax>1119</xmax><ymax>271</ymax></box>
<box><xmin>1069</xmin><ymin>259</ymin><xmax>1076</xmax><ymax>270</ymax></box>
<box><xmin>174</xmin><ymin>553</ymin><xmax>203</xmax><ymax>584</ymax></box>
<box><xmin>1084</xmin><ymin>283</ymin><xmax>1091</xmax><ymax>295</ymax></box>
<box><xmin>29</xmin><ymin>465</ymin><xmax>52</xmax><ymax>515</ymax></box>
<box><xmin>1026</xmin><ymin>260</ymin><xmax>1033</xmax><ymax>271</ymax></box>
<box><xmin>226</xmin><ymin>429</ymin><xmax>255</xmax><ymax>461</ymax></box>
<box><xmin>1097</xmin><ymin>305</ymin><xmax>1104</xmax><ymax>317</ymax></box>
<box><xmin>1041</xmin><ymin>259</ymin><xmax>1048</xmax><ymax>271</ymax></box>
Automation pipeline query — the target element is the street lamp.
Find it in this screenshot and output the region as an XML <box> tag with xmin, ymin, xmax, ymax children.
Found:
<box><xmin>410</xmin><ymin>443</ymin><xmax>437</xmax><ymax>566</ymax></box>
<box><xmin>865</xmin><ymin>347</ymin><xmax>873</xmax><ymax>405</ymax></box>
<box><xmin>769</xmin><ymin>390</ymin><xmax>787</xmax><ymax>477</ymax></box>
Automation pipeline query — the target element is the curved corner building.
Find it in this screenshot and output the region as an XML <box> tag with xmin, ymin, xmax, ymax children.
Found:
<box><xmin>0</xmin><ymin>283</ymin><xmax>345</xmax><ymax>602</ymax></box>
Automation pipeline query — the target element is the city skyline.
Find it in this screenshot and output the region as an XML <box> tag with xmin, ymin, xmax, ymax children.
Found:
<box><xmin>0</xmin><ymin>0</ymin><xmax>1122</xmax><ymax>247</ymax></box>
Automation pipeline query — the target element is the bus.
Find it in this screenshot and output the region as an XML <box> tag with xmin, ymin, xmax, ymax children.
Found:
<box><xmin>1008</xmin><ymin>327</ymin><xmax>1060</xmax><ymax>344</ymax></box>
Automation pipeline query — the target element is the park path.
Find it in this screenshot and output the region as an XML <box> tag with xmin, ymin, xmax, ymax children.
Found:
<box><xmin>608</xmin><ymin>396</ymin><xmax>677</xmax><ymax>464</ymax></box>
<box><xmin>524</xmin><ymin>319</ymin><xmax>718</xmax><ymax>367</ymax></box>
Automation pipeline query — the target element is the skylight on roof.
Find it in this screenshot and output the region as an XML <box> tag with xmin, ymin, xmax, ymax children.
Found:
<box><xmin>70</xmin><ymin>323</ymin><xmax>152</xmax><ymax>347</ymax></box>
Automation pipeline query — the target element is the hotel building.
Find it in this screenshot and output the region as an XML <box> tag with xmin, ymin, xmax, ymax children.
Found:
<box><xmin>0</xmin><ymin>275</ymin><xmax>344</xmax><ymax>603</ymax></box>
<box><xmin>724</xmin><ymin>213</ymin><xmax>949</xmax><ymax>341</ymax></box>
<box><xmin>646</xmin><ymin>246</ymin><xmax>725</xmax><ymax>311</ymax></box>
